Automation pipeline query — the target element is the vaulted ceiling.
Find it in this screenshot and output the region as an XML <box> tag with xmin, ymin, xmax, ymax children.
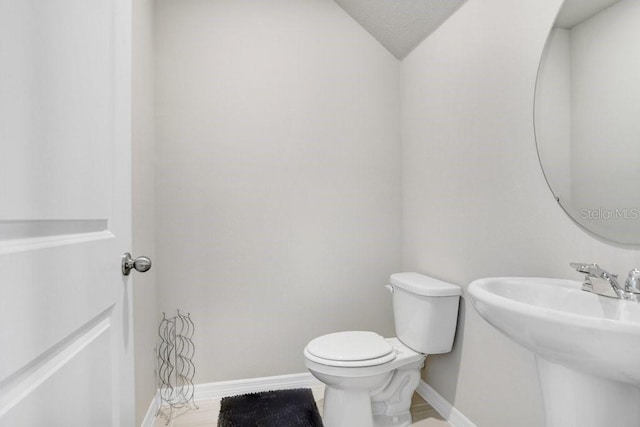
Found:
<box><xmin>333</xmin><ymin>0</ymin><xmax>467</xmax><ymax>59</ymax></box>
<box><xmin>555</xmin><ymin>0</ymin><xmax>619</xmax><ymax>28</ymax></box>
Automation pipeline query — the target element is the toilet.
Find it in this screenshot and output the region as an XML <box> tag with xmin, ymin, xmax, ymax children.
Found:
<box><xmin>304</xmin><ymin>272</ymin><xmax>461</xmax><ymax>427</ymax></box>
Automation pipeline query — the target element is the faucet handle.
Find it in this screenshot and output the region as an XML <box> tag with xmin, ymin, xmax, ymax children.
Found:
<box><xmin>570</xmin><ymin>262</ymin><xmax>598</xmax><ymax>274</ymax></box>
<box><xmin>625</xmin><ymin>269</ymin><xmax>640</xmax><ymax>294</ymax></box>
<box><xmin>570</xmin><ymin>262</ymin><xmax>617</xmax><ymax>278</ymax></box>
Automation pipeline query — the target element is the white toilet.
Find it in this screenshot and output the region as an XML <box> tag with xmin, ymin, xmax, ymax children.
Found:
<box><xmin>304</xmin><ymin>272</ymin><xmax>461</xmax><ymax>427</ymax></box>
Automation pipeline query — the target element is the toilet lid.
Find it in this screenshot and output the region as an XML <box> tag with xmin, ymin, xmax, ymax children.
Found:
<box><xmin>306</xmin><ymin>331</ymin><xmax>394</xmax><ymax>363</ymax></box>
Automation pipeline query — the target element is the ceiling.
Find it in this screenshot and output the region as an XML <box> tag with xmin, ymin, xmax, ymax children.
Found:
<box><xmin>555</xmin><ymin>0</ymin><xmax>620</xmax><ymax>28</ymax></box>
<box><xmin>333</xmin><ymin>0</ymin><xmax>467</xmax><ymax>59</ymax></box>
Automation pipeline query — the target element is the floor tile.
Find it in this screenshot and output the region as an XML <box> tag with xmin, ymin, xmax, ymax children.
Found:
<box><xmin>152</xmin><ymin>388</ymin><xmax>452</xmax><ymax>426</ymax></box>
<box><xmin>411</xmin><ymin>392</ymin><xmax>430</xmax><ymax>407</ymax></box>
<box><xmin>410</xmin><ymin>404</ymin><xmax>449</xmax><ymax>424</ymax></box>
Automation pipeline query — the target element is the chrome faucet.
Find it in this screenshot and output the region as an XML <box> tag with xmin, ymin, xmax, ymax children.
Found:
<box><xmin>625</xmin><ymin>268</ymin><xmax>640</xmax><ymax>294</ymax></box>
<box><xmin>570</xmin><ymin>262</ymin><xmax>640</xmax><ymax>301</ymax></box>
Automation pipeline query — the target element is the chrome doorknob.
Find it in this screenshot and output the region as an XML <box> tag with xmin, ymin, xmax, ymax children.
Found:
<box><xmin>122</xmin><ymin>252</ymin><xmax>152</xmax><ymax>276</ymax></box>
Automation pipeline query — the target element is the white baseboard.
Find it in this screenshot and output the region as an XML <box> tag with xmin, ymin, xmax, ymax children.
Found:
<box><xmin>194</xmin><ymin>372</ymin><xmax>323</xmax><ymax>401</ymax></box>
<box><xmin>140</xmin><ymin>373</ymin><xmax>322</xmax><ymax>426</ymax></box>
<box><xmin>416</xmin><ymin>380</ymin><xmax>476</xmax><ymax>427</ymax></box>
<box><xmin>140</xmin><ymin>391</ymin><xmax>160</xmax><ymax>427</ymax></box>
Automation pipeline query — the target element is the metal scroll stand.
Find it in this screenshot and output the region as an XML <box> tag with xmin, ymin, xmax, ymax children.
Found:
<box><xmin>156</xmin><ymin>310</ymin><xmax>198</xmax><ymax>424</ymax></box>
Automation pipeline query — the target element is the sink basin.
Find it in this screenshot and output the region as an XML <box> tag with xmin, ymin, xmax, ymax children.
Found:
<box><xmin>468</xmin><ymin>277</ymin><xmax>640</xmax><ymax>427</ymax></box>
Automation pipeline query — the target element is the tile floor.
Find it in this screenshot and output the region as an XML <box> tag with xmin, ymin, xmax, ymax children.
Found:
<box><xmin>152</xmin><ymin>386</ymin><xmax>451</xmax><ymax>427</ymax></box>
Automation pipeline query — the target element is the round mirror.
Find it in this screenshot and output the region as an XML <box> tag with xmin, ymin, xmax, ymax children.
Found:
<box><xmin>535</xmin><ymin>0</ymin><xmax>640</xmax><ymax>245</ymax></box>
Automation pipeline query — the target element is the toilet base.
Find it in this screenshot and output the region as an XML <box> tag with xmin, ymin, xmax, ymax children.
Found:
<box><xmin>371</xmin><ymin>359</ymin><xmax>423</xmax><ymax>427</ymax></box>
<box><xmin>320</xmin><ymin>361</ymin><xmax>422</xmax><ymax>427</ymax></box>
<box><xmin>373</xmin><ymin>413</ymin><xmax>411</xmax><ymax>427</ymax></box>
<box><xmin>323</xmin><ymin>387</ymin><xmax>376</xmax><ymax>427</ymax></box>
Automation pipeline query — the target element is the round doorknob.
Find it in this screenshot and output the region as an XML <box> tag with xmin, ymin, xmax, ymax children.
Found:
<box><xmin>122</xmin><ymin>252</ymin><xmax>152</xmax><ymax>276</ymax></box>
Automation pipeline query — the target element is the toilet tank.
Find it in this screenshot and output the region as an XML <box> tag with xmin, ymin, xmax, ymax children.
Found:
<box><xmin>389</xmin><ymin>273</ymin><xmax>461</xmax><ymax>354</ymax></box>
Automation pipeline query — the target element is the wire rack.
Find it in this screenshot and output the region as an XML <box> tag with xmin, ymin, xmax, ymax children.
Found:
<box><xmin>156</xmin><ymin>310</ymin><xmax>198</xmax><ymax>424</ymax></box>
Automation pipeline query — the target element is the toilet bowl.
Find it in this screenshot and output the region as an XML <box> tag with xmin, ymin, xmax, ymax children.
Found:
<box><xmin>304</xmin><ymin>273</ymin><xmax>461</xmax><ymax>427</ymax></box>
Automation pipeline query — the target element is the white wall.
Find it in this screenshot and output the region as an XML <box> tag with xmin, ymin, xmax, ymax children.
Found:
<box><xmin>132</xmin><ymin>0</ymin><xmax>157</xmax><ymax>423</ymax></box>
<box><xmin>154</xmin><ymin>0</ymin><xmax>401</xmax><ymax>383</ymax></box>
<box><xmin>401</xmin><ymin>0</ymin><xmax>640</xmax><ymax>426</ymax></box>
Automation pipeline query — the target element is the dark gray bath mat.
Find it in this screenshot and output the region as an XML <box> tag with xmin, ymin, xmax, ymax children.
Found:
<box><xmin>217</xmin><ymin>388</ymin><xmax>323</xmax><ymax>427</ymax></box>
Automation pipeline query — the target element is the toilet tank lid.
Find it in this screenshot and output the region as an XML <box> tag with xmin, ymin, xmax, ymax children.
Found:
<box><xmin>390</xmin><ymin>272</ymin><xmax>462</xmax><ymax>297</ymax></box>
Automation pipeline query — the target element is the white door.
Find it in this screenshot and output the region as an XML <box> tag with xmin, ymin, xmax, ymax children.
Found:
<box><xmin>0</xmin><ymin>0</ymin><xmax>134</xmax><ymax>426</ymax></box>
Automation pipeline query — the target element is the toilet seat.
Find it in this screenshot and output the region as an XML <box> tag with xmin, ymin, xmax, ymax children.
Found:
<box><xmin>304</xmin><ymin>331</ymin><xmax>396</xmax><ymax>367</ymax></box>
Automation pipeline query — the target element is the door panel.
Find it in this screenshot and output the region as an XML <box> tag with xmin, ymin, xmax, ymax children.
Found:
<box><xmin>1</xmin><ymin>319</ymin><xmax>113</xmax><ymax>426</ymax></box>
<box><xmin>0</xmin><ymin>0</ymin><xmax>133</xmax><ymax>425</ymax></box>
<box><xmin>0</xmin><ymin>244</ymin><xmax>116</xmax><ymax>385</ymax></box>
<box><xmin>0</xmin><ymin>0</ymin><xmax>114</xmax><ymax>220</ymax></box>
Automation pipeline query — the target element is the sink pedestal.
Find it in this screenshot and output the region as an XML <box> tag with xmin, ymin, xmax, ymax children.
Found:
<box><xmin>537</xmin><ymin>357</ymin><xmax>640</xmax><ymax>427</ymax></box>
<box><xmin>469</xmin><ymin>278</ymin><xmax>640</xmax><ymax>426</ymax></box>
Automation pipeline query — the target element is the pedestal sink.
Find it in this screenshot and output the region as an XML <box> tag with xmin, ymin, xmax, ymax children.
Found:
<box><xmin>468</xmin><ymin>277</ymin><xmax>640</xmax><ymax>427</ymax></box>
